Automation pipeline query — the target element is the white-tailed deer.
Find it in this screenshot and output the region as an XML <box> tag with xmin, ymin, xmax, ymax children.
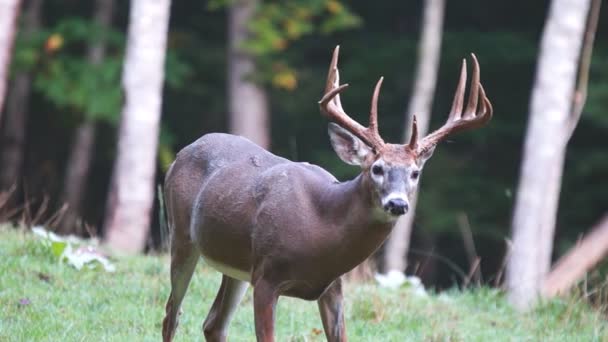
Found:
<box><xmin>162</xmin><ymin>46</ymin><xmax>492</xmax><ymax>342</ymax></box>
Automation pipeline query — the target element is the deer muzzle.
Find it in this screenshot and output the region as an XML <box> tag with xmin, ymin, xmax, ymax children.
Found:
<box><xmin>383</xmin><ymin>198</ymin><xmax>409</xmax><ymax>216</ymax></box>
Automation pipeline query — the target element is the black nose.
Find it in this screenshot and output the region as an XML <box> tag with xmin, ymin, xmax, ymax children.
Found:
<box><xmin>384</xmin><ymin>199</ymin><xmax>409</xmax><ymax>215</ymax></box>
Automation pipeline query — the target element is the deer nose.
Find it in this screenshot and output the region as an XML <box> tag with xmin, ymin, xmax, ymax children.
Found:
<box><xmin>384</xmin><ymin>198</ymin><xmax>409</xmax><ymax>216</ymax></box>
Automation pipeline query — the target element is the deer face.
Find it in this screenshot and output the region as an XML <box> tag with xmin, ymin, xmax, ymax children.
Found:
<box><xmin>328</xmin><ymin>123</ymin><xmax>435</xmax><ymax>218</ymax></box>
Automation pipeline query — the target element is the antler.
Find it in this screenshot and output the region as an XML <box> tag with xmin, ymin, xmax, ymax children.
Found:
<box><xmin>319</xmin><ymin>46</ymin><xmax>385</xmax><ymax>151</ymax></box>
<box><xmin>411</xmin><ymin>54</ymin><xmax>493</xmax><ymax>155</ymax></box>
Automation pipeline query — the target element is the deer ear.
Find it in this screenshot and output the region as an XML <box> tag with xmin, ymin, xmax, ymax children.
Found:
<box><xmin>417</xmin><ymin>146</ymin><xmax>436</xmax><ymax>167</ymax></box>
<box><xmin>328</xmin><ymin>123</ymin><xmax>372</xmax><ymax>166</ymax></box>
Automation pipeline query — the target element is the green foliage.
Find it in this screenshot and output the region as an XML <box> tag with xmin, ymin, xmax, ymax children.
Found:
<box><xmin>11</xmin><ymin>30</ymin><xmax>47</xmax><ymax>73</ymax></box>
<box><xmin>13</xmin><ymin>17</ymin><xmax>192</xmax><ymax>125</ymax></box>
<box><xmin>53</xmin><ymin>17</ymin><xmax>123</xmax><ymax>47</ymax></box>
<box><xmin>243</xmin><ymin>1</ymin><xmax>360</xmax><ymax>56</ymax></box>
<box><xmin>586</xmin><ymin>51</ymin><xmax>608</xmax><ymax>128</ymax></box>
<box><xmin>34</xmin><ymin>55</ymin><xmax>123</xmax><ymax>123</ymax></box>
<box><xmin>164</xmin><ymin>50</ymin><xmax>193</xmax><ymax>89</ymax></box>
<box><xmin>13</xmin><ymin>17</ymin><xmax>126</xmax><ymax>123</ymax></box>
<box><xmin>158</xmin><ymin>124</ymin><xmax>178</xmax><ymax>172</ymax></box>
<box><xmin>1</xmin><ymin>227</ymin><xmax>607</xmax><ymax>341</ymax></box>
<box><xmin>210</xmin><ymin>1</ymin><xmax>360</xmax><ymax>90</ymax></box>
<box><xmin>251</xmin><ymin>1</ymin><xmax>360</xmax><ymax>90</ymax></box>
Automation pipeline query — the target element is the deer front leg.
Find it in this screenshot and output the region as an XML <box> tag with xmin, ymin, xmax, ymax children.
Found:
<box><xmin>317</xmin><ymin>278</ymin><xmax>347</xmax><ymax>342</ymax></box>
<box><xmin>253</xmin><ymin>279</ymin><xmax>279</xmax><ymax>342</ymax></box>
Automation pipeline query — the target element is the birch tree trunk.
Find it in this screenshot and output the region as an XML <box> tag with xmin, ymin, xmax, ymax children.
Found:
<box><xmin>58</xmin><ymin>0</ymin><xmax>113</xmax><ymax>234</ymax></box>
<box><xmin>228</xmin><ymin>0</ymin><xmax>269</xmax><ymax>148</ymax></box>
<box><xmin>103</xmin><ymin>0</ymin><xmax>171</xmax><ymax>253</ymax></box>
<box><xmin>0</xmin><ymin>0</ymin><xmax>42</xmax><ymax>192</ymax></box>
<box><xmin>0</xmin><ymin>0</ymin><xmax>21</xmax><ymax>123</ymax></box>
<box><xmin>383</xmin><ymin>0</ymin><xmax>444</xmax><ymax>274</ymax></box>
<box><xmin>506</xmin><ymin>0</ymin><xmax>591</xmax><ymax>309</ymax></box>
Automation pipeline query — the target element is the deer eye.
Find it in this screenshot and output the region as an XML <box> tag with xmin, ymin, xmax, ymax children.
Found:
<box><xmin>411</xmin><ymin>170</ymin><xmax>420</xmax><ymax>180</ymax></box>
<box><xmin>372</xmin><ymin>165</ymin><xmax>384</xmax><ymax>176</ymax></box>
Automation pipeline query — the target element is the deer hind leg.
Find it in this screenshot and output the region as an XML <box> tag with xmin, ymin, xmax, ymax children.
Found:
<box><xmin>317</xmin><ymin>278</ymin><xmax>347</xmax><ymax>342</ymax></box>
<box><xmin>203</xmin><ymin>275</ymin><xmax>249</xmax><ymax>342</ymax></box>
<box><xmin>252</xmin><ymin>278</ymin><xmax>279</xmax><ymax>342</ymax></box>
<box><xmin>162</xmin><ymin>239</ymin><xmax>200</xmax><ymax>342</ymax></box>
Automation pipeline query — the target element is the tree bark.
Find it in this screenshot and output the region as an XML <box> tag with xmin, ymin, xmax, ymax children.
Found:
<box><xmin>0</xmin><ymin>0</ymin><xmax>41</xmax><ymax>194</ymax></box>
<box><xmin>383</xmin><ymin>0</ymin><xmax>444</xmax><ymax>274</ymax></box>
<box><xmin>0</xmin><ymin>0</ymin><xmax>22</xmax><ymax>124</ymax></box>
<box><xmin>542</xmin><ymin>214</ymin><xmax>608</xmax><ymax>297</ymax></box>
<box><xmin>506</xmin><ymin>0</ymin><xmax>591</xmax><ymax>309</ymax></box>
<box><xmin>228</xmin><ymin>0</ymin><xmax>269</xmax><ymax>148</ymax></box>
<box><xmin>58</xmin><ymin>0</ymin><xmax>113</xmax><ymax>234</ymax></box>
<box><xmin>103</xmin><ymin>0</ymin><xmax>171</xmax><ymax>254</ymax></box>
<box><xmin>59</xmin><ymin>121</ymin><xmax>96</xmax><ymax>234</ymax></box>
<box><xmin>0</xmin><ymin>75</ymin><xmax>30</xmax><ymax>192</ymax></box>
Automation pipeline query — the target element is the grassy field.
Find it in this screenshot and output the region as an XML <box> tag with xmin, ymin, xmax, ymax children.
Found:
<box><xmin>1</xmin><ymin>226</ymin><xmax>607</xmax><ymax>342</ymax></box>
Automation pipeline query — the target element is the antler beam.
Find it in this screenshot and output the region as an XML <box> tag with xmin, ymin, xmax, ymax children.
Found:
<box><xmin>319</xmin><ymin>46</ymin><xmax>385</xmax><ymax>151</ymax></box>
<box><xmin>412</xmin><ymin>54</ymin><xmax>493</xmax><ymax>155</ymax></box>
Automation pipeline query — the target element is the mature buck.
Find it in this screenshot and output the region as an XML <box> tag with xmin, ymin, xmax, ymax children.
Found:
<box><xmin>162</xmin><ymin>46</ymin><xmax>492</xmax><ymax>342</ymax></box>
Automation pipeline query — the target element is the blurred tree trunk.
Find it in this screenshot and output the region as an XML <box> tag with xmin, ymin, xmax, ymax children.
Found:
<box><xmin>58</xmin><ymin>0</ymin><xmax>113</xmax><ymax>234</ymax></box>
<box><xmin>228</xmin><ymin>0</ymin><xmax>269</xmax><ymax>148</ymax></box>
<box><xmin>59</xmin><ymin>120</ymin><xmax>96</xmax><ymax>233</ymax></box>
<box><xmin>0</xmin><ymin>0</ymin><xmax>42</xmax><ymax>193</ymax></box>
<box><xmin>382</xmin><ymin>0</ymin><xmax>444</xmax><ymax>275</ymax></box>
<box><xmin>0</xmin><ymin>0</ymin><xmax>22</xmax><ymax>123</ymax></box>
<box><xmin>506</xmin><ymin>0</ymin><xmax>593</xmax><ymax>309</ymax></box>
<box><xmin>103</xmin><ymin>0</ymin><xmax>171</xmax><ymax>253</ymax></box>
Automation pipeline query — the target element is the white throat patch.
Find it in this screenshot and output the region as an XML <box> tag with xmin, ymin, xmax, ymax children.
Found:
<box><xmin>371</xmin><ymin>206</ymin><xmax>400</xmax><ymax>223</ymax></box>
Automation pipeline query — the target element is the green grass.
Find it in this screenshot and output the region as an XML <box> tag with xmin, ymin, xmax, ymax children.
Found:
<box><xmin>1</xmin><ymin>226</ymin><xmax>607</xmax><ymax>342</ymax></box>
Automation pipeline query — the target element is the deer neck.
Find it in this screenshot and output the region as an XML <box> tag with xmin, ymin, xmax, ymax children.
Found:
<box><xmin>322</xmin><ymin>175</ymin><xmax>383</xmax><ymax>222</ymax></box>
<box><xmin>319</xmin><ymin>175</ymin><xmax>394</xmax><ymax>269</ymax></box>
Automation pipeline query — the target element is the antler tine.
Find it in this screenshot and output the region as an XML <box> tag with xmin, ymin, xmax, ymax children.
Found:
<box><xmin>320</xmin><ymin>46</ymin><xmax>348</xmax><ymax>116</ymax></box>
<box><xmin>415</xmin><ymin>55</ymin><xmax>493</xmax><ymax>155</ymax></box>
<box><xmin>319</xmin><ymin>46</ymin><xmax>385</xmax><ymax>150</ymax></box>
<box><xmin>319</xmin><ymin>83</ymin><xmax>349</xmax><ymax>108</ymax></box>
<box><xmin>325</xmin><ymin>46</ymin><xmax>340</xmax><ymax>95</ymax></box>
<box><xmin>369</xmin><ymin>77</ymin><xmax>384</xmax><ymax>142</ymax></box>
<box><xmin>408</xmin><ymin>115</ymin><xmax>418</xmax><ymax>149</ymax></box>
<box><xmin>448</xmin><ymin>59</ymin><xmax>467</xmax><ymax>122</ymax></box>
<box><xmin>478</xmin><ymin>83</ymin><xmax>493</xmax><ymax>124</ymax></box>
<box><xmin>463</xmin><ymin>54</ymin><xmax>480</xmax><ymax>119</ymax></box>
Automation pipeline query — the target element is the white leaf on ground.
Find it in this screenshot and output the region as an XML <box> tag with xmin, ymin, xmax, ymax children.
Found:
<box><xmin>61</xmin><ymin>245</ymin><xmax>116</xmax><ymax>272</ymax></box>
<box><xmin>375</xmin><ymin>271</ymin><xmax>427</xmax><ymax>296</ymax></box>
<box><xmin>375</xmin><ymin>270</ymin><xmax>407</xmax><ymax>288</ymax></box>
<box><xmin>32</xmin><ymin>226</ymin><xmax>115</xmax><ymax>272</ymax></box>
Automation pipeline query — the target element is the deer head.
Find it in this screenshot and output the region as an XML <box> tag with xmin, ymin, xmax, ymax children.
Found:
<box><xmin>319</xmin><ymin>46</ymin><xmax>493</xmax><ymax>219</ymax></box>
